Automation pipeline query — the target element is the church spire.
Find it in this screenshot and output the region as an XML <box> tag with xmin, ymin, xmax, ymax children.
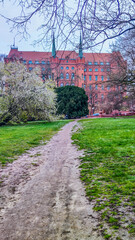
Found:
<box><xmin>79</xmin><ymin>33</ymin><xmax>83</xmax><ymax>59</ymax></box>
<box><xmin>52</xmin><ymin>33</ymin><xmax>56</xmax><ymax>58</ymax></box>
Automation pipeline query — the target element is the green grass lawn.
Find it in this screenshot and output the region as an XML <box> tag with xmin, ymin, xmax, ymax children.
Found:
<box><xmin>0</xmin><ymin>120</ymin><xmax>70</xmax><ymax>165</ymax></box>
<box><xmin>72</xmin><ymin>118</ymin><xmax>135</xmax><ymax>239</ymax></box>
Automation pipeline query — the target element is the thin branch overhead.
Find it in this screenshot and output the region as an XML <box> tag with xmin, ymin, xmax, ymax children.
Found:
<box><xmin>0</xmin><ymin>0</ymin><xmax>135</xmax><ymax>49</ymax></box>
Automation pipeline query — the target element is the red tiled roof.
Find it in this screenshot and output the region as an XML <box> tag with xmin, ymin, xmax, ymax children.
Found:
<box><xmin>7</xmin><ymin>48</ymin><xmax>120</xmax><ymax>63</ymax></box>
<box><xmin>83</xmin><ymin>52</ymin><xmax>112</xmax><ymax>62</ymax></box>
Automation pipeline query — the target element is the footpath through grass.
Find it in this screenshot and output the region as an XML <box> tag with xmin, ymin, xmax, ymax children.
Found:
<box><xmin>0</xmin><ymin>120</ymin><xmax>70</xmax><ymax>165</ymax></box>
<box><xmin>72</xmin><ymin>118</ymin><xmax>135</xmax><ymax>239</ymax></box>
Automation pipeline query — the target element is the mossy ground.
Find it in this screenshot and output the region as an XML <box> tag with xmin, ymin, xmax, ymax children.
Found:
<box><xmin>72</xmin><ymin>118</ymin><xmax>135</xmax><ymax>239</ymax></box>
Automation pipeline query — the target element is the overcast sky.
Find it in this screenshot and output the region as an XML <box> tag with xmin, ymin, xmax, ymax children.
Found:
<box><xmin>0</xmin><ymin>1</ymin><xmax>112</xmax><ymax>56</ymax></box>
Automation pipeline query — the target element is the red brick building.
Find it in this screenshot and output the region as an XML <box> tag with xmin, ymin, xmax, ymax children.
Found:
<box><xmin>5</xmin><ymin>36</ymin><xmax>126</xmax><ymax>114</ymax></box>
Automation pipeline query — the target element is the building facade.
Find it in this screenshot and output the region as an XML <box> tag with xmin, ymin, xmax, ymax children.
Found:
<box><xmin>5</xmin><ymin>37</ymin><xmax>126</xmax><ymax>114</ymax></box>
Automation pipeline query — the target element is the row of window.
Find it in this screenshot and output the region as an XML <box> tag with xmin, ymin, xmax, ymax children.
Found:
<box><xmin>25</xmin><ymin>60</ymin><xmax>50</xmax><ymax>65</ymax></box>
<box><xmin>61</xmin><ymin>66</ymin><xmax>75</xmax><ymax>70</ymax></box>
<box><xmin>89</xmin><ymin>94</ymin><xmax>104</xmax><ymax>99</ymax></box>
<box><xmin>60</xmin><ymin>66</ymin><xmax>110</xmax><ymax>72</ymax></box>
<box><xmin>86</xmin><ymin>75</ymin><xmax>109</xmax><ymax>81</ymax></box>
<box><xmin>84</xmin><ymin>68</ymin><xmax>110</xmax><ymax>72</ymax></box>
<box><xmin>60</xmin><ymin>73</ymin><xmax>75</xmax><ymax>79</ymax></box>
<box><xmin>89</xmin><ymin>84</ymin><xmax>111</xmax><ymax>90</ymax></box>
<box><xmin>60</xmin><ymin>82</ymin><xmax>75</xmax><ymax>87</ymax></box>
<box><xmin>29</xmin><ymin>66</ymin><xmax>110</xmax><ymax>73</ymax></box>
<box><xmin>60</xmin><ymin>74</ymin><xmax>109</xmax><ymax>81</ymax></box>
<box><xmin>88</xmin><ymin>62</ymin><xmax>110</xmax><ymax>66</ymax></box>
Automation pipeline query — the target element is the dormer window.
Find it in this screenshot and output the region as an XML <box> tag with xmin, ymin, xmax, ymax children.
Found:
<box><xmin>35</xmin><ymin>60</ymin><xmax>39</xmax><ymax>64</ymax></box>
<box><xmin>41</xmin><ymin>61</ymin><xmax>46</xmax><ymax>64</ymax></box>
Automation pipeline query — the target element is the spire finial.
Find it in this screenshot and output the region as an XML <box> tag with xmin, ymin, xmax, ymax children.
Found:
<box><xmin>79</xmin><ymin>33</ymin><xmax>83</xmax><ymax>59</ymax></box>
<box><xmin>52</xmin><ymin>33</ymin><xmax>56</xmax><ymax>58</ymax></box>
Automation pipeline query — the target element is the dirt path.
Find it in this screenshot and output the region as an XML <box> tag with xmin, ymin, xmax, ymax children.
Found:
<box><xmin>0</xmin><ymin>121</ymin><xmax>102</xmax><ymax>240</ymax></box>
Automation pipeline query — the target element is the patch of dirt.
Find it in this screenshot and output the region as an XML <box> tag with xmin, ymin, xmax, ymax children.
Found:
<box><xmin>0</xmin><ymin>121</ymin><xmax>103</xmax><ymax>240</ymax></box>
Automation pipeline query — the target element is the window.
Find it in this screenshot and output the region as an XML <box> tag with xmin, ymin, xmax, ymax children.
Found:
<box><xmin>60</xmin><ymin>73</ymin><xmax>64</xmax><ymax>79</ymax></box>
<box><xmin>95</xmin><ymin>84</ymin><xmax>98</xmax><ymax>90</ymax></box>
<box><xmin>101</xmin><ymin>75</ymin><xmax>104</xmax><ymax>81</ymax></box>
<box><xmin>66</xmin><ymin>73</ymin><xmax>69</xmax><ymax>79</ymax></box>
<box><xmin>47</xmin><ymin>61</ymin><xmax>50</xmax><ymax>64</ymax></box>
<box><xmin>89</xmin><ymin>75</ymin><xmax>92</xmax><ymax>81</ymax></box>
<box><xmin>101</xmin><ymin>85</ymin><xmax>104</xmax><ymax>90</ymax></box>
<box><xmin>107</xmin><ymin>68</ymin><xmax>110</xmax><ymax>72</ymax></box>
<box><xmin>84</xmin><ymin>84</ymin><xmax>86</xmax><ymax>89</ymax></box>
<box><xmin>100</xmin><ymin>62</ymin><xmax>104</xmax><ymax>65</ymax></box>
<box><xmin>72</xmin><ymin>66</ymin><xmax>74</xmax><ymax>70</ymax></box>
<box><xmin>89</xmin><ymin>68</ymin><xmax>92</xmax><ymax>72</ymax></box>
<box><xmin>89</xmin><ymin>84</ymin><xmax>92</xmax><ymax>90</ymax></box>
<box><xmin>88</xmin><ymin>61</ymin><xmax>92</xmax><ymax>65</ymax></box>
<box><xmin>60</xmin><ymin>83</ymin><xmax>64</xmax><ymax>87</ymax></box>
<box><xmin>107</xmin><ymin>76</ymin><xmax>110</xmax><ymax>80</ymax></box>
<box><xmin>48</xmin><ymin>75</ymin><xmax>51</xmax><ymax>79</ymax></box>
<box><xmin>95</xmin><ymin>75</ymin><xmax>98</xmax><ymax>81</ymax></box>
<box><xmin>66</xmin><ymin>82</ymin><xmax>69</xmax><ymax>86</ymax></box>
<box><xmin>42</xmin><ymin>76</ymin><xmax>45</xmax><ymax>81</ymax></box>
<box><xmin>66</xmin><ymin>66</ymin><xmax>69</xmax><ymax>70</ymax></box>
<box><xmin>35</xmin><ymin>60</ymin><xmax>39</xmax><ymax>64</ymax></box>
<box><xmin>107</xmin><ymin>85</ymin><xmax>110</xmax><ymax>90</ymax></box>
<box><xmin>95</xmin><ymin>94</ymin><xmax>98</xmax><ymax>99</ymax></box>
<box><xmin>29</xmin><ymin>67</ymin><xmax>33</xmax><ymax>71</ymax></box>
<box><xmin>84</xmin><ymin>68</ymin><xmax>87</xmax><ymax>72</ymax></box>
<box><xmin>95</xmin><ymin>68</ymin><xmax>98</xmax><ymax>72</ymax></box>
<box><xmin>101</xmin><ymin>94</ymin><xmax>104</xmax><ymax>99</ymax></box>
<box><xmin>61</xmin><ymin>66</ymin><xmax>63</xmax><ymax>70</ymax></box>
<box><xmin>101</xmin><ymin>68</ymin><xmax>104</xmax><ymax>72</ymax></box>
<box><xmin>106</xmin><ymin>62</ymin><xmax>110</xmax><ymax>65</ymax></box>
<box><xmin>84</xmin><ymin>75</ymin><xmax>86</xmax><ymax>80</ymax></box>
<box><xmin>82</xmin><ymin>74</ymin><xmax>83</xmax><ymax>79</ymax></box>
<box><xmin>28</xmin><ymin>60</ymin><xmax>33</xmax><ymax>64</ymax></box>
<box><xmin>71</xmin><ymin>83</ymin><xmax>75</xmax><ymax>86</ymax></box>
<box><xmin>71</xmin><ymin>73</ymin><xmax>74</xmax><ymax>79</ymax></box>
<box><xmin>41</xmin><ymin>61</ymin><xmax>46</xmax><ymax>64</ymax></box>
<box><xmin>42</xmin><ymin>67</ymin><xmax>45</xmax><ymax>71</ymax></box>
<box><xmin>94</xmin><ymin>62</ymin><xmax>98</xmax><ymax>65</ymax></box>
<box><xmin>23</xmin><ymin>60</ymin><xmax>26</xmax><ymax>64</ymax></box>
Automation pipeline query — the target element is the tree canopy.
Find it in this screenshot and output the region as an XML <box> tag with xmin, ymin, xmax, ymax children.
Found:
<box><xmin>56</xmin><ymin>86</ymin><xmax>88</xmax><ymax>119</ymax></box>
<box><xmin>0</xmin><ymin>62</ymin><xmax>56</xmax><ymax>125</ymax></box>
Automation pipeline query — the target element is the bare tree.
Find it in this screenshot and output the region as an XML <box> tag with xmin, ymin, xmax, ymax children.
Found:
<box><xmin>1</xmin><ymin>0</ymin><xmax>135</xmax><ymax>49</ymax></box>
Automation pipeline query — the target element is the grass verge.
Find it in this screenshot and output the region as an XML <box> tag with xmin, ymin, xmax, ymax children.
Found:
<box><xmin>0</xmin><ymin>120</ymin><xmax>70</xmax><ymax>165</ymax></box>
<box><xmin>72</xmin><ymin>118</ymin><xmax>135</xmax><ymax>239</ymax></box>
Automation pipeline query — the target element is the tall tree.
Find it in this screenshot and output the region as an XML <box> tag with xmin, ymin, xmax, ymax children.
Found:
<box><xmin>56</xmin><ymin>86</ymin><xmax>88</xmax><ymax>118</ymax></box>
